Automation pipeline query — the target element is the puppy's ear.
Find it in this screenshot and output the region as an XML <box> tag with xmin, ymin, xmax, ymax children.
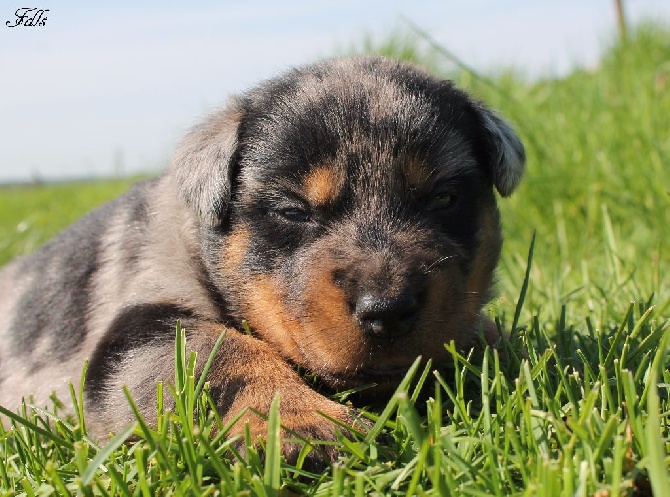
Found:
<box><xmin>475</xmin><ymin>106</ymin><xmax>526</xmax><ymax>197</ymax></box>
<box><xmin>170</xmin><ymin>97</ymin><xmax>245</xmax><ymax>226</ymax></box>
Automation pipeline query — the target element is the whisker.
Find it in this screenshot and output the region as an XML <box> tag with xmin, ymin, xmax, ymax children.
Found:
<box><xmin>422</xmin><ymin>255</ymin><xmax>455</xmax><ymax>273</ymax></box>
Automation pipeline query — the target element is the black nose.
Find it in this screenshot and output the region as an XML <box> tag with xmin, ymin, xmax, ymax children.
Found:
<box><xmin>355</xmin><ymin>291</ymin><xmax>420</xmax><ymax>339</ymax></box>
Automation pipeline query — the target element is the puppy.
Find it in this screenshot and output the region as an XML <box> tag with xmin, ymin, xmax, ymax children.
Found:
<box><xmin>0</xmin><ymin>56</ymin><xmax>524</xmax><ymax>465</ymax></box>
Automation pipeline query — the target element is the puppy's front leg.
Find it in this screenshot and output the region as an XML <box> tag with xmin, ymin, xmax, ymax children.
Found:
<box><xmin>85</xmin><ymin>306</ymin><xmax>358</xmax><ymax>466</ymax></box>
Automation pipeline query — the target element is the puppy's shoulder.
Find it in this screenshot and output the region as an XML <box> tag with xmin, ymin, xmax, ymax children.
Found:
<box><xmin>0</xmin><ymin>178</ymin><xmax>167</xmax><ymax>352</ymax></box>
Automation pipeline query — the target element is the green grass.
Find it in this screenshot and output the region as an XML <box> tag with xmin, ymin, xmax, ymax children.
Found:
<box><xmin>1</xmin><ymin>23</ymin><xmax>669</xmax><ymax>495</ymax></box>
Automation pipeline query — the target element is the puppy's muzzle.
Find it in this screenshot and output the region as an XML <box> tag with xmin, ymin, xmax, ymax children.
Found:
<box><xmin>354</xmin><ymin>289</ymin><xmax>421</xmax><ymax>340</ymax></box>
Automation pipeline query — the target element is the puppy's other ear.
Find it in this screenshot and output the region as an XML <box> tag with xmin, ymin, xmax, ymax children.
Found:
<box><xmin>170</xmin><ymin>97</ymin><xmax>245</xmax><ymax>226</ymax></box>
<box><xmin>476</xmin><ymin>106</ymin><xmax>525</xmax><ymax>197</ymax></box>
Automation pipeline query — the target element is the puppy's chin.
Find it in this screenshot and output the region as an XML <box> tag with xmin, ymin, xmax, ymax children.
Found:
<box><xmin>315</xmin><ymin>367</ymin><xmax>411</xmax><ymax>401</ymax></box>
<box><xmin>302</xmin><ymin>343</ymin><xmax>427</xmax><ymax>393</ymax></box>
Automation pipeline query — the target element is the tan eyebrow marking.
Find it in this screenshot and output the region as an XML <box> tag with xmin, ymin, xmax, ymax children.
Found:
<box><xmin>404</xmin><ymin>158</ymin><xmax>430</xmax><ymax>188</ymax></box>
<box><xmin>303</xmin><ymin>165</ymin><xmax>343</xmax><ymax>206</ymax></box>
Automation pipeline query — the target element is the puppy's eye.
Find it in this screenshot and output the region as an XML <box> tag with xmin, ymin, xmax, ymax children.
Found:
<box><xmin>428</xmin><ymin>192</ymin><xmax>456</xmax><ymax>211</ymax></box>
<box><xmin>279</xmin><ymin>208</ymin><xmax>311</xmax><ymax>223</ymax></box>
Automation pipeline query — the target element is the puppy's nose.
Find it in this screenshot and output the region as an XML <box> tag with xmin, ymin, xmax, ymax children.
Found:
<box><xmin>355</xmin><ymin>291</ymin><xmax>420</xmax><ymax>339</ymax></box>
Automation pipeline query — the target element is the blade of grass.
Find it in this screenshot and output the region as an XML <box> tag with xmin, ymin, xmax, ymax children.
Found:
<box><xmin>80</xmin><ymin>422</ymin><xmax>137</xmax><ymax>486</ymax></box>
<box><xmin>263</xmin><ymin>394</ymin><xmax>282</xmax><ymax>496</ymax></box>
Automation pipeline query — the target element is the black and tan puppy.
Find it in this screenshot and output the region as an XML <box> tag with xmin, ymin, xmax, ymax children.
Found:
<box><xmin>0</xmin><ymin>56</ymin><xmax>524</xmax><ymax>464</ymax></box>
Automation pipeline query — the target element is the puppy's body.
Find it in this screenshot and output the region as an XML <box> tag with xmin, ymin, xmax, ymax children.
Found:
<box><xmin>1</xmin><ymin>179</ymin><xmax>202</xmax><ymax>406</ymax></box>
<box><xmin>0</xmin><ymin>57</ymin><xmax>524</xmax><ymax>464</ymax></box>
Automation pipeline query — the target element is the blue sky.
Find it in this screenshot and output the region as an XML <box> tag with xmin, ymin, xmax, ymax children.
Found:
<box><xmin>1</xmin><ymin>1</ymin><xmax>669</xmax><ymax>182</ymax></box>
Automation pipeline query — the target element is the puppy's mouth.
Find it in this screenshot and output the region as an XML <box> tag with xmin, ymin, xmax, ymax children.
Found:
<box><xmin>357</xmin><ymin>364</ymin><xmax>415</xmax><ymax>378</ymax></box>
<box><xmin>316</xmin><ymin>361</ymin><xmax>418</xmax><ymax>389</ymax></box>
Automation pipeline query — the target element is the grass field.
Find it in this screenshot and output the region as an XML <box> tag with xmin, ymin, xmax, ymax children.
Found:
<box><xmin>0</xmin><ymin>24</ymin><xmax>668</xmax><ymax>496</ymax></box>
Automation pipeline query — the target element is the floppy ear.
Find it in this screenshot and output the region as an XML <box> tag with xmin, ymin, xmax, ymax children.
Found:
<box><xmin>170</xmin><ymin>96</ymin><xmax>245</xmax><ymax>226</ymax></box>
<box><xmin>476</xmin><ymin>106</ymin><xmax>526</xmax><ymax>197</ymax></box>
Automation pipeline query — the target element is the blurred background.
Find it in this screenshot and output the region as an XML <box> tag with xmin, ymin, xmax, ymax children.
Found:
<box><xmin>1</xmin><ymin>0</ymin><xmax>668</xmax><ymax>183</ymax></box>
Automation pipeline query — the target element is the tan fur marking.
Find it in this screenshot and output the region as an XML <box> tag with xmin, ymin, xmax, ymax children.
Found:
<box><xmin>465</xmin><ymin>206</ymin><xmax>501</xmax><ymax>316</ymax></box>
<box><xmin>223</xmin><ymin>227</ymin><xmax>250</xmax><ymax>269</ymax></box>
<box><xmin>404</xmin><ymin>158</ymin><xmax>429</xmax><ymax>188</ymax></box>
<box><xmin>242</xmin><ymin>275</ymin><xmax>304</xmax><ymax>363</ymax></box>
<box><xmin>301</xmin><ymin>265</ymin><xmax>366</xmax><ymax>371</ymax></box>
<box><xmin>303</xmin><ymin>166</ymin><xmax>342</xmax><ymax>206</ymax></box>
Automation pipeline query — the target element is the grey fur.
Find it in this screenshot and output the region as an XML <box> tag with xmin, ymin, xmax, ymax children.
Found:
<box><xmin>479</xmin><ymin>108</ymin><xmax>526</xmax><ymax>196</ymax></box>
<box><xmin>171</xmin><ymin>97</ymin><xmax>245</xmax><ymax>226</ymax></box>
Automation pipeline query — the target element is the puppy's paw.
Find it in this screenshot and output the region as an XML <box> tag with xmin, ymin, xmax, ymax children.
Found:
<box><xmin>230</xmin><ymin>398</ymin><xmax>369</xmax><ymax>472</ymax></box>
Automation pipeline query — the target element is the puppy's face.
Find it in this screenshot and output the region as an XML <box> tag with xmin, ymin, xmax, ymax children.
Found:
<box><xmin>172</xmin><ymin>57</ymin><xmax>524</xmax><ymax>394</ymax></box>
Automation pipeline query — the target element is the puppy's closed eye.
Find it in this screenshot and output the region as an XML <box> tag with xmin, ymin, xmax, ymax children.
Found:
<box><xmin>278</xmin><ymin>207</ymin><xmax>311</xmax><ymax>223</ymax></box>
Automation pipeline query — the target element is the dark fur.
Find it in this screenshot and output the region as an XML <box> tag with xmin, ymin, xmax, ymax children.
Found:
<box><xmin>0</xmin><ymin>56</ymin><xmax>524</xmax><ymax>466</ymax></box>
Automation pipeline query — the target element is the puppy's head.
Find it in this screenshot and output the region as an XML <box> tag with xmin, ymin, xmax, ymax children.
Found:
<box><xmin>170</xmin><ymin>57</ymin><xmax>525</xmax><ymax>394</ymax></box>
